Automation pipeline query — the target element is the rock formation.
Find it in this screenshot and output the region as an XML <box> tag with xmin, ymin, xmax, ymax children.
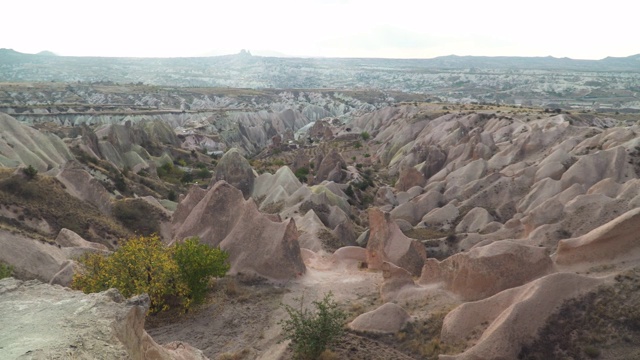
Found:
<box><xmin>439</xmin><ymin>273</ymin><xmax>602</xmax><ymax>360</ymax></box>
<box><xmin>366</xmin><ymin>208</ymin><xmax>427</xmax><ymax>276</ymax></box>
<box><xmin>212</xmin><ymin>148</ymin><xmax>255</xmax><ymax>199</ymax></box>
<box><xmin>0</xmin><ymin>113</ymin><xmax>73</xmax><ymax>171</ymax></box>
<box><xmin>172</xmin><ymin>181</ymin><xmax>305</xmax><ymax>281</ymax></box>
<box><xmin>0</xmin><ymin>278</ymin><xmax>208</xmax><ymax>359</ymax></box>
<box><xmin>420</xmin><ymin>241</ymin><xmax>554</xmax><ymax>301</ymax></box>
<box><xmin>349</xmin><ymin>302</ymin><xmax>411</xmax><ymax>334</ymax></box>
<box><xmin>314</xmin><ymin>149</ymin><xmax>346</xmax><ymax>184</ymax></box>
<box><xmin>555</xmin><ymin>207</ymin><xmax>640</xmax><ymax>265</ymax></box>
<box><xmin>55</xmin><ymin>161</ymin><xmax>113</xmax><ymax>215</ymax></box>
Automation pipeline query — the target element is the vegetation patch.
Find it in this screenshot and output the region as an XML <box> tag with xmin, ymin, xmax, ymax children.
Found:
<box><xmin>113</xmin><ymin>198</ymin><xmax>169</xmax><ymax>236</ymax></box>
<box><xmin>72</xmin><ymin>235</ymin><xmax>229</xmax><ymax>312</ymax></box>
<box><xmin>279</xmin><ymin>292</ymin><xmax>347</xmax><ymax>360</ymax></box>
<box><xmin>402</xmin><ymin>227</ymin><xmax>451</xmax><ymax>241</ymax></box>
<box><xmin>0</xmin><ymin>261</ymin><xmax>13</xmax><ymax>279</ymax></box>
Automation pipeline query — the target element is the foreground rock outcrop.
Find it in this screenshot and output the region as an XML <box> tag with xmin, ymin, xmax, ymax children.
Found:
<box><xmin>172</xmin><ymin>181</ymin><xmax>306</xmax><ymax>281</ymax></box>
<box><xmin>0</xmin><ymin>278</ymin><xmax>208</xmax><ymax>359</ymax></box>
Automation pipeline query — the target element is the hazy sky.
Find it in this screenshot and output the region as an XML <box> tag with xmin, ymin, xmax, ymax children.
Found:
<box><xmin>3</xmin><ymin>0</ymin><xmax>637</xmax><ymax>59</ymax></box>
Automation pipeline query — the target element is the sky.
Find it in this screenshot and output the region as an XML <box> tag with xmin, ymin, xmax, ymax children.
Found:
<box><xmin>2</xmin><ymin>0</ymin><xmax>638</xmax><ymax>59</ymax></box>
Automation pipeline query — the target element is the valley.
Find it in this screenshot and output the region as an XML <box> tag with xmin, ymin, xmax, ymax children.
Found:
<box><xmin>1</xmin><ymin>53</ymin><xmax>640</xmax><ymax>360</ymax></box>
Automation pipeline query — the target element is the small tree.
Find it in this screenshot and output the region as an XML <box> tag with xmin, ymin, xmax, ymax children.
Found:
<box><xmin>360</xmin><ymin>131</ymin><xmax>370</xmax><ymax>141</ymax></box>
<box><xmin>72</xmin><ymin>235</ymin><xmax>229</xmax><ymax>313</ymax></box>
<box><xmin>173</xmin><ymin>237</ymin><xmax>229</xmax><ymax>306</ymax></box>
<box><xmin>23</xmin><ymin>165</ymin><xmax>38</xmax><ymax>180</ymax></box>
<box><xmin>279</xmin><ymin>292</ymin><xmax>347</xmax><ymax>359</ymax></box>
<box><xmin>72</xmin><ymin>235</ymin><xmax>184</xmax><ymax>313</ymax></box>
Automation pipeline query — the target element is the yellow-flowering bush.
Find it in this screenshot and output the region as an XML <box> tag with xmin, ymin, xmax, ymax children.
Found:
<box><xmin>72</xmin><ymin>235</ymin><xmax>229</xmax><ymax>313</ymax></box>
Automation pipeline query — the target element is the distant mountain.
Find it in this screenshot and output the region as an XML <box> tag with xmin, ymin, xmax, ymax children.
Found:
<box><xmin>36</xmin><ymin>50</ymin><xmax>58</xmax><ymax>56</ymax></box>
<box><xmin>0</xmin><ymin>49</ymin><xmax>639</xmax><ymax>109</ymax></box>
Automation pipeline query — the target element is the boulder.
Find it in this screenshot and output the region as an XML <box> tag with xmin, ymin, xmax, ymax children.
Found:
<box><xmin>419</xmin><ymin>241</ymin><xmax>554</xmax><ymax>301</ymax></box>
<box><xmin>395</xmin><ymin>167</ymin><xmax>426</xmax><ymax>192</ymax></box>
<box><xmin>366</xmin><ymin>208</ymin><xmax>427</xmax><ymax>276</ymax></box>
<box><xmin>0</xmin><ymin>229</ymin><xmax>69</xmax><ymax>284</ymax></box>
<box><xmin>331</xmin><ymin>246</ymin><xmax>367</xmax><ymax>264</ymax></box>
<box><xmin>349</xmin><ymin>303</ymin><xmax>411</xmax><ymax>334</ymax></box>
<box><xmin>172</xmin><ymin>181</ymin><xmax>306</xmax><ymax>281</ymax></box>
<box><xmin>534</xmin><ymin>161</ymin><xmax>565</xmax><ymax>182</ymax></box>
<box><xmin>421</xmin><ymin>203</ymin><xmax>459</xmax><ymax>231</ymax></box>
<box><xmin>0</xmin><ymin>278</ymin><xmax>208</xmax><ymax>359</ymax></box>
<box><xmin>375</xmin><ymin>186</ymin><xmax>398</xmax><ymax>206</ymax></box>
<box><xmin>455</xmin><ymin>207</ymin><xmax>494</xmax><ymax>233</ymax></box>
<box><xmin>55</xmin><ymin>228</ymin><xmax>109</xmax><ymax>251</ymax></box>
<box><xmin>212</xmin><ymin>148</ymin><xmax>255</xmax><ymax>199</ymax></box>
<box><xmin>393</xmin><ymin>190</ymin><xmax>443</xmax><ymax>226</ymax></box>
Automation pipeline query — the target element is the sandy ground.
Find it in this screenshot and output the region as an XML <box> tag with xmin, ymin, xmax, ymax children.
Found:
<box><xmin>147</xmin><ymin>253</ymin><xmax>417</xmax><ymax>359</ymax></box>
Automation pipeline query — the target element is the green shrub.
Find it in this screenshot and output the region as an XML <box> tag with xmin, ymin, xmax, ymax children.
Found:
<box><xmin>23</xmin><ymin>165</ymin><xmax>38</xmax><ymax>180</ymax></box>
<box><xmin>173</xmin><ymin>237</ymin><xmax>229</xmax><ymax>306</ymax></box>
<box><xmin>279</xmin><ymin>292</ymin><xmax>347</xmax><ymax>360</ymax></box>
<box><xmin>360</xmin><ymin>131</ymin><xmax>370</xmax><ymax>141</ymax></box>
<box><xmin>157</xmin><ymin>162</ymin><xmax>185</xmax><ymax>184</ymax></box>
<box><xmin>114</xmin><ymin>173</ymin><xmax>127</xmax><ymax>193</ymax></box>
<box><xmin>72</xmin><ymin>235</ymin><xmax>182</xmax><ymax>313</ymax></box>
<box><xmin>196</xmin><ymin>167</ymin><xmax>211</xmax><ymax>179</ymax></box>
<box><xmin>72</xmin><ymin>235</ymin><xmax>229</xmax><ymax>312</ymax></box>
<box><xmin>181</xmin><ymin>171</ymin><xmax>194</xmax><ymax>184</ymax></box>
<box><xmin>295</xmin><ymin>167</ymin><xmax>309</xmax><ymax>183</ymax></box>
<box><xmin>0</xmin><ymin>261</ymin><xmax>13</xmax><ymax>279</ymax></box>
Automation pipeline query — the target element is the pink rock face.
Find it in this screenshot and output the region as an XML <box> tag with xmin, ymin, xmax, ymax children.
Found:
<box><xmin>419</xmin><ymin>241</ymin><xmax>554</xmax><ymax>301</ymax></box>
<box><xmin>555</xmin><ymin>207</ymin><xmax>640</xmax><ymax>265</ymax></box>
<box><xmin>395</xmin><ymin>167</ymin><xmax>426</xmax><ymax>192</ymax></box>
<box><xmin>366</xmin><ymin>208</ymin><xmax>427</xmax><ymax>276</ymax></box>
<box><xmin>172</xmin><ymin>181</ymin><xmax>306</xmax><ymax>281</ymax></box>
